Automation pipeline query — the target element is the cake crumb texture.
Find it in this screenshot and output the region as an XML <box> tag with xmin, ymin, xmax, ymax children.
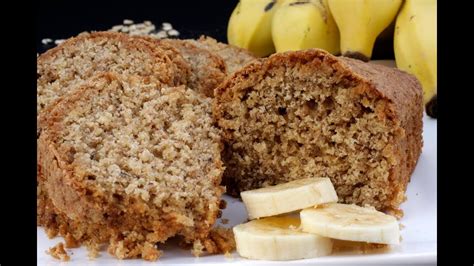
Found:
<box><xmin>46</xmin><ymin>242</ymin><xmax>70</xmax><ymax>261</ymax></box>
<box><xmin>214</xmin><ymin>49</ymin><xmax>423</xmax><ymax>214</ymax></box>
<box><xmin>38</xmin><ymin>73</ymin><xmax>224</xmax><ymax>260</ymax></box>
<box><xmin>37</xmin><ymin>31</ymin><xmax>186</xmax><ymax>116</ymax></box>
<box><xmin>191</xmin><ymin>227</ymin><xmax>236</xmax><ymax>256</ymax></box>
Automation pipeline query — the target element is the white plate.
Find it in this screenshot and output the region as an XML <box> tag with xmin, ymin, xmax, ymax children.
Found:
<box><xmin>38</xmin><ymin>106</ymin><xmax>437</xmax><ymax>265</ymax></box>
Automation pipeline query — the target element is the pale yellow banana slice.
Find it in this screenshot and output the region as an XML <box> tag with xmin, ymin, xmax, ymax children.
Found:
<box><xmin>233</xmin><ymin>216</ymin><xmax>333</xmax><ymax>260</ymax></box>
<box><xmin>241</xmin><ymin>177</ymin><xmax>338</xmax><ymax>219</ymax></box>
<box><xmin>300</xmin><ymin>203</ymin><xmax>400</xmax><ymax>245</ymax></box>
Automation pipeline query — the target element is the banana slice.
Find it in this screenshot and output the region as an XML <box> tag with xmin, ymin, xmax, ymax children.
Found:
<box><xmin>300</xmin><ymin>203</ymin><xmax>400</xmax><ymax>245</ymax></box>
<box><xmin>241</xmin><ymin>177</ymin><xmax>338</xmax><ymax>219</ymax></box>
<box><xmin>233</xmin><ymin>216</ymin><xmax>333</xmax><ymax>260</ymax></box>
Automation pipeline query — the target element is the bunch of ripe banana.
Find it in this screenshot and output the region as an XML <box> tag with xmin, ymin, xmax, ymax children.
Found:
<box><xmin>227</xmin><ymin>0</ymin><xmax>437</xmax><ymax>118</ymax></box>
<box><xmin>233</xmin><ymin>178</ymin><xmax>400</xmax><ymax>260</ymax></box>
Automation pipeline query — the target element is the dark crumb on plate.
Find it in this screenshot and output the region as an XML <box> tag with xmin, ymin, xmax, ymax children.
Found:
<box><xmin>219</xmin><ymin>199</ymin><xmax>227</xmax><ymax>209</ymax></box>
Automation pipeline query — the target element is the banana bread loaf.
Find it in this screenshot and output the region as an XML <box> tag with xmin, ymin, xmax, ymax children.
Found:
<box><xmin>38</xmin><ymin>73</ymin><xmax>224</xmax><ymax>260</ymax></box>
<box><xmin>214</xmin><ymin>49</ymin><xmax>423</xmax><ymax>216</ymax></box>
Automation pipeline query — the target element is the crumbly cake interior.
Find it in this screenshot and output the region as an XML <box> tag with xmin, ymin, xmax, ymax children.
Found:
<box><xmin>67</xmin><ymin>81</ymin><xmax>218</xmax><ymax>208</ymax></box>
<box><xmin>37</xmin><ymin>33</ymin><xmax>176</xmax><ymax>114</ymax></box>
<box><xmin>219</xmin><ymin>62</ymin><xmax>400</xmax><ymax>211</ymax></box>
<box><xmin>40</xmin><ymin>74</ymin><xmax>224</xmax><ymax>259</ymax></box>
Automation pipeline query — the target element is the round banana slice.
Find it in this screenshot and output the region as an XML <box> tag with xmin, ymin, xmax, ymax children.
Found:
<box><xmin>233</xmin><ymin>216</ymin><xmax>333</xmax><ymax>260</ymax></box>
<box><xmin>300</xmin><ymin>203</ymin><xmax>400</xmax><ymax>245</ymax></box>
<box><xmin>241</xmin><ymin>177</ymin><xmax>338</xmax><ymax>219</ymax></box>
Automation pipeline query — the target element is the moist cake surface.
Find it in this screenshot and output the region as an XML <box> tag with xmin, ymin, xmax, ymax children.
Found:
<box><xmin>38</xmin><ymin>73</ymin><xmax>224</xmax><ymax>260</ymax></box>
<box><xmin>214</xmin><ymin>49</ymin><xmax>423</xmax><ymax>215</ymax></box>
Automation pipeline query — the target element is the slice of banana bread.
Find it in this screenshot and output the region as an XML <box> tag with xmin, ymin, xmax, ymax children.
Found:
<box><xmin>158</xmin><ymin>39</ymin><xmax>227</xmax><ymax>98</ymax></box>
<box><xmin>37</xmin><ymin>32</ymin><xmax>190</xmax><ymax>236</ymax></box>
<box><xmin>38</xmin><ymin>73</ymin><xmax>224</xmax><ymax>260</ymax></box>
<box><xmin>195</xmin><ymin>36</ymin><xmax>257</xmax><ymax>75</ymax></box>
<box><xmin>37</xmin><ymin>31</ymin><xmax>188</xmax><ymax>116</ymax></box>
<box><xmin>214</xmin><ymin>49</ymin><xmax>423</xmax><ymax>216</ymax></box>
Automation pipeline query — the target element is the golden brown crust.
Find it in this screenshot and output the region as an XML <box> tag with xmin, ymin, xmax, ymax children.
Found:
<box><xmin>214</xmin><ymin>49</ymin><xmax>423</xmax><ymax>214</ymax></box>
<box><xmin>158</xmin><ymin>39</ymin><xmax>227</xmax><ymax>98</ymax></box>
<box><xmin>38</xmin><ymin>73</ymin><xmax>224</xmax><ymax>260</ymax></box>
<box><xmin>338</xmin><ymin>56</ymin><xmax>423</xmax><ymax>215</ymax></box>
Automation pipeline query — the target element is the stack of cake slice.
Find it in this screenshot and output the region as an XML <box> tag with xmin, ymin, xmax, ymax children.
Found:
<box><xmin>37</xmin><ymin>31</ymin><xmax>255</xmax><ymax>260</ymax></box>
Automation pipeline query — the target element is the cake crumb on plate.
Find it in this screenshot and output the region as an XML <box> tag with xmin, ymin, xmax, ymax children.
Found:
<box><xmin>46</xmin><ymin>242</ymin><xmax>70</xmax><ymax>261</ymax></box>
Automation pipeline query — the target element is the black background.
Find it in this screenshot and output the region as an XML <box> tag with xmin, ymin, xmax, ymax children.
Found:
<box><xmin>36</xmin><ymin>0</ymin><xmax>394</xmax><ymax>59</ymax></box>
<box><xmin>37</xmin><ymin>0</ymin><xmax>238</xmax><ymax>53</ymax></box>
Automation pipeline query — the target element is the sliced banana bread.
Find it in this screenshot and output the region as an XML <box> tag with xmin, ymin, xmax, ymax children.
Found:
<box><xmin>195</xmin><ymin>36</ymin><xmax>257</xmax><ymax>75</ymax></box>
<box><xmin>38</xmin><ymin>73</ymin><xmax>224</xmax><ymax>260</ymax></box>
<box><xmin>214</xmin><ymin>49</ymin><xmax>423</xmax><ymax>216</ymax></box>
<box><xmin>37</xmin><ymin>31</ymin><xmax>188</xmax><ymax>115</ymax></box>
<box><xmin>37</xmin><ymin>32</ymin><xmax>190</xmax><ymax>234</ymax></box>
<box><xmin>158</xmin><ymin>39</ymin><xmax>227</xmax><ymax>98</ymax></box>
